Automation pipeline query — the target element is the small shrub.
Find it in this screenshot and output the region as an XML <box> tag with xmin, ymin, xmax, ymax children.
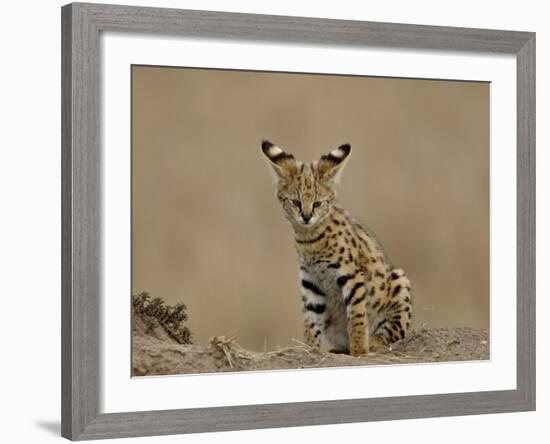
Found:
<box><xmin>133</xmin><ymin>292</ymin><xmax>192</xmax><ymax>344</ymax></box>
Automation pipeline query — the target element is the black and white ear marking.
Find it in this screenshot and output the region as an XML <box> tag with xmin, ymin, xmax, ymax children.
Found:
<box><xmin>320</xmin><ymin>144</ymin><xmax>351</xmax><ymax>164</ymax></box>
<box><xmin>262</xmin><ymin>140</ymin><xmax>295</xmax><ymax>163</ymax></box>
<box><xmin>261</xmin><ymin>140</ymin><xmax>297</xmax><ymax>181</ymax></box>
<box><xmin>317</xmin><ymin>144</ymin><xmax>351</xmax><ymax>184</ymax></box>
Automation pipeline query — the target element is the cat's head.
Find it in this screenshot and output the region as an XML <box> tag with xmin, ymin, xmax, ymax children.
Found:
<box><xmin>261</xmin><ymin>140</ymin><xmax>351</xmax><ymax>228</ymax></box>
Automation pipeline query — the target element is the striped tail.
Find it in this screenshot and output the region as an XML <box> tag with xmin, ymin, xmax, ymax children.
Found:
<box><xmin>372</xmin><ymin>268</ymin><xmax>413</xmax><ymax>345</ymax></box>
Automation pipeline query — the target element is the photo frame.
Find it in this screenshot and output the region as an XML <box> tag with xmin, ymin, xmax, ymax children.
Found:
<box><xmin>61</xmin><ymin>2</ymin><xmax>535</xmax><ymax>440</ymax></box>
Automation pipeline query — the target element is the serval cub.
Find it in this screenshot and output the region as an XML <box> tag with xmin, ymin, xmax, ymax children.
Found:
<box><xmin>261</xmin><ymin>141</ymin><xmax>412</xmax><ymax>356</ymax></box>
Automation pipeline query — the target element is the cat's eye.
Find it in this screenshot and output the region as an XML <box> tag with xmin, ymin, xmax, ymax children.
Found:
<box><xmin>292</xmin><ymin>199</ymin><xmax>302</xmax><ymax>208</ymax></box>
<box><xmin>313</xmin><ymin>201</ymin><xmax>322</xmax><ymax>209</ymax></box>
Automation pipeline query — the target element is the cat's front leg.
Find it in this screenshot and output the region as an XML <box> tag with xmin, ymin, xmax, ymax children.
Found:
<box><xmin>336</xmin><ymin>271</ymin><xmax>369</xmax><ymax>356</ymax></box>
<box><xmin>300</xmin><ymin>275</ymin><xmax>327</xmax><ymax>348</ymax></box>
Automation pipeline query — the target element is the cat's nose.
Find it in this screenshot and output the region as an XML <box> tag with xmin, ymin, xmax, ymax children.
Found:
<box><xmin>302</xmin><ymin>213</ymin><xmax>312</xmax><ymax>223</ymax></box>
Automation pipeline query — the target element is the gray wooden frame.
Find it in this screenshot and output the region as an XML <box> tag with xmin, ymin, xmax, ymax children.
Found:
<box><xmin>61</xmin><ymin>2</ymin><xmax>536</xmax><ymax>440</ymax></box>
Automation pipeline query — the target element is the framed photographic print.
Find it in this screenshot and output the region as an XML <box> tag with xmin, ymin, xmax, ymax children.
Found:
<box><xmin>61</xmin><ymin>2</ymin><xmax>535</xmax><ymax>440</ymax></box>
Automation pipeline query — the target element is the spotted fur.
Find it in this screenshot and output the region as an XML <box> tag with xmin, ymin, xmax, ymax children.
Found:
<box><xmin>262</xmin><ymin>140</ymin><xmax>413</xmax><ymax>356</ymax></box>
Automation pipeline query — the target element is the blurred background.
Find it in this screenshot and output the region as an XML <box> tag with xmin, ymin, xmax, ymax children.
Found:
<box><xmin>132</xmin><ymin>66</ymin><xmax>489</xmax><ymax>352</ymax></box>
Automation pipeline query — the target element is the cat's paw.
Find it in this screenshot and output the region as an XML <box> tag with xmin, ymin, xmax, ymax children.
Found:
<box><xmin>369</xmin><ymin>335</ymin><xmax>388</xmax><ymax>351</ymax></box>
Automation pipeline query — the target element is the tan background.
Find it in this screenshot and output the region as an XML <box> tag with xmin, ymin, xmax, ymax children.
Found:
<box><xmin>132</xmin><ymin>66</ymin><xmax>489</xmax><ymax>352</ymax></box>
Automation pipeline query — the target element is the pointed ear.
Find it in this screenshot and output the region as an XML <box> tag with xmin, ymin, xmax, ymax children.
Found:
<box><xmin>316</xmin><ymin>144</ymin><xmax>351</xmax><ymax>184</ymax></box>
<box><xmin>261</xmin><ymin>140</ymin><xmax>298</xmax><ymax>182</ymax></box>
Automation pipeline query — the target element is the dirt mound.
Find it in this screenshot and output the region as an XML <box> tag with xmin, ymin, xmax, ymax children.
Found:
<box><xmin>132</xmin><ymin>312</ymin><xmax>489</xmax><ymax>376</ymax></box>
